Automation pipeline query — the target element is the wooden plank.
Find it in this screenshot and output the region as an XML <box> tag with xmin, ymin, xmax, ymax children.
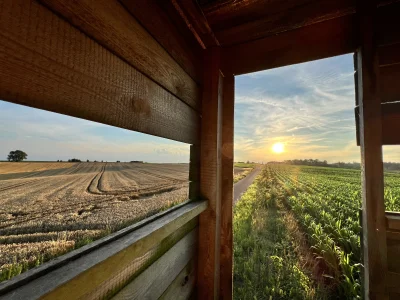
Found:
<box><xmin>198</xmin><ymin>47</ymin><xmax>223</xmax><ymax>299</ymax></box>
<box><xmin>0</xmin><ymin>201</ymin><xmax>207</xmax><ymax>299</ymax></box>
<box><xmin>171</xmin><ymin>0</ymin><xmax>219</xmax><ymax>49</ymax></box>
<box><xmin>379</xmin><ymin>43</ymin><xmax>400</xmax><ymax>66</ymax></box>
<box><xmin>356</xmin><ymin>0</ymin><xmax>388</xmax><ymax>297</ymax></box>
<box><xmin>380</xmin><ymin>64</ymin><xmax>400</xmax><ymax>103</ymax></box>
<box><xmin>0</xmin><ymin>0</ymin><xmax>199</xmax><ymax>144</ymax></box>
<box><xmin>381</xmin><ymin>102</ymin><xmax>400</xmax><ymax>145</ymax></box>
<box><xmin>119</xmin><ymin>0</ymin><xmax>204</xmax><ymax>84</ymax></box>
<box><xmin>386</xmin><ymin>213</ymin><xmax>400</xmax><ymax>231</ymax></box>
<box><xmin>222</xmin><ymin>15</ymin><xmax>358</xmax><ymax>75</ymax></box>
<box><xmin>220</xmin><ymin>75</ymin><xmax>234</xmax><ymax>300</ymax></box>
<box><xmin>39</xmin><ymin>0</ymin><xmax>201</xmax><ymax>111</ymax></box>
<box><xmin>159</xmin><ymin>258</ymin><xmax>197</xmax><ymax>300</ymax></box>
<box><xmin>112</xmin><ymin>229</ymin><xmax>197</xmax><ymax>300</ymax></box>
<box><xmin>210</xmin><ymin>0</ymin><xmax>356</xmax><ymax>46</ymax></box>
<box><xmin>385</xmin><ymin>272</ymin><xmax>400</xmax><ymax>293</ymax></box>
<box><xmin>203</xmin><ymin>0</ymin><xmax>398</xmax><ymax>46</ymax></box>
<box><xmin>356</xmin><ymin>102</ymin><xmax>400</xmax><ymax>145</ymax></box>
<box><xmin>387</xmin><ymin>236</ymin><xmax>400</xmax><ymax>273</ymax></box>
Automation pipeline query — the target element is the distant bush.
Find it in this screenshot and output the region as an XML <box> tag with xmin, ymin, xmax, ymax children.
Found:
<box><xmin>68</xmin><ymin>158</ymin><xmax>81</xmax><ymax>162</ymax></box>
<box><xmin>130</xmin><ymin>161</ymin><xmax>143</xmax><ymax>163</ymax></box>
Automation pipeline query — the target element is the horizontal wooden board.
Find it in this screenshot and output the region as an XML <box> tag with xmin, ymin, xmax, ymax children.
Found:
<box><xmin>0</xmin><ymin>0</ymin><xmax>199</xmax><ymax>144</ymax></box>
<box><xmin>0</xmin><ymin>201</ymin><xmax>207</xmax><ymax>299</ymax></box>
<box><xmin>379</xmin><ymin>43</ymin><xmax>400</xmax><ymax>67</ymax></box>
<box><xmin>119</xmin><ymin>0</ymin><xmax>203</xmax><ymax>84</ymax></box>
<box><xmin>40</xmin><ymin>0</ymin><xmax>201</xmax><ymax>111</ymax></box>
<box><xmin>386</xmin><ymin>212</ymin><xmax>400</xmax><ymax>230</ymax></box>
<box><xmin>159</xmin><ymin>259</ymin><xmax>197</xmax><ymax>300</ymax></box>
<box><xmin>222</xmin><ymin>15</ymin><xmax>357</xmax><ymax>75</ymax></box>
<box><xmin>356</xmin><ymin>102</ymin><xmax>400</xmax><ymax>145</ymax></box>
<box><xmin>112</xmin><ymin>229</ymin><xmax>197</xmax><ymax>300</ymax></box>
<box><xmin>210</xmin><ymin>0</ymin><xmax>356</xmax><ymax>46</ymax></box>
<box><xmin>380</xmin><ymin>64</ymin><xmax>400</xmax><ymax>103</ymax></box>
<box><xmin>387</xmin><ymin>235</ymin><xmax>400</xmax><ymax>273</ymax></box>
<box><xmin>386</xmin><ymin>272</ymin><xmax>400</xmax><ymax>294</ymax></box>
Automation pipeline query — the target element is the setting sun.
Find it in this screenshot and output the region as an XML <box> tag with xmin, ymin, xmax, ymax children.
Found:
<box><xmin>272</xmin><ymin>143</ymin><xmax>284</xmax><ymax>154</ymax></box>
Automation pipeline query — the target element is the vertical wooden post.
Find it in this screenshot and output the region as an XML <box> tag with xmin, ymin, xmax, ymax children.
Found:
<box><xmin>197</xmin><ymin>47</ymin><xmax>223</xmax><ymax>299</ymax></box>
<box><xmin>356</xmin><ymin>0</ymin><xmax>388</xmax><ymax>298</ymax></box>
<box><xmin>220</xmin><ymin>75</ymin><xmax>234</xmax><ymax>300</ymax></box>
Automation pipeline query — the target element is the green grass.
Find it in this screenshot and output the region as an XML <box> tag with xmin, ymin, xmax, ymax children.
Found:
<box><xmin>234</xmin><ymin>162</ymin><xmax>256</xmax><ymax>168</ymax></box>
<box><xmin>234</xmin><ymin>168</ymin><xmax>328</xmax><ymax>299</ymax></box>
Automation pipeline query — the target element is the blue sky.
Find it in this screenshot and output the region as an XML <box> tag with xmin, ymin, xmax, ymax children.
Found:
<box><xmin>1</xmin><ymin>54</ymin><xmax>398</xmax><ymax>163</ymax></box>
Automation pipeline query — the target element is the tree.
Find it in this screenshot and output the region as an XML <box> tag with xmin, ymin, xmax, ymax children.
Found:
<box><xmin>7</xmin><ymin>150</ymin><xmax>28</xmax><ymax>162</ymax></box>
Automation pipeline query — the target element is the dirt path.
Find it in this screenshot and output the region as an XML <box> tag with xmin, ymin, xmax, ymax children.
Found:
<box><xmin>234</xmin><ymin>165</ymin><xmax>263</xmax><ymax>205</ymax></box>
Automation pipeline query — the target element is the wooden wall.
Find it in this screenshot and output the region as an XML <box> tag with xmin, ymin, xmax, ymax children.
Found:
<box><xmin>0</xmin><ymin>0</ymin><xmax>202</xmax><ymax>144</ymax></box>
<box><xmin>0</xmin><ymin>0</ymin><xmax>205</xmax><ymax>299</ymax></box>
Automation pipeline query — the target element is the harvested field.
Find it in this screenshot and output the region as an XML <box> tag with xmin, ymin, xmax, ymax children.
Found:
<box><xmin>0</xmin><ymin>162</ymin><xmax>189</xmax><ymax>281</ymax></box>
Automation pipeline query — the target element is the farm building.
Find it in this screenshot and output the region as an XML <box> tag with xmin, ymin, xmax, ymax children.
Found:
<box><xmin>0</xmin><ymin>0</ymin><xmax>399</xmax><ymax>299</ymax></box>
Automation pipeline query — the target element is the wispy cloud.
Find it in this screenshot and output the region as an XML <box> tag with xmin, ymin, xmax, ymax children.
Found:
<box><xmin>234</xmin><ymin>54</ymin><xmax>399</xmax><ymax>163</ymax></box>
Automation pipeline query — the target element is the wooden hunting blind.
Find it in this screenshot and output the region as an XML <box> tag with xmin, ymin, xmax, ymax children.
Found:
<box><xmin>0</xmin><ymin>0</ymin><xmax>399</xmax><ymax>299</ymax></box>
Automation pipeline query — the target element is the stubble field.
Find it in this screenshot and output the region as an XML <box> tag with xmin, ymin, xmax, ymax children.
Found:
<box><xmin>0</xmin><ymin>162</ymin><xmax>189</xmax><ymax>281</ymax></box>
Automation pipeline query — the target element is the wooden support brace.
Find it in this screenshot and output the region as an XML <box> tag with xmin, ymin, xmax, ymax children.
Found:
<box><xmin>356</xmin><ymin>0</ymin><xmax>388</xmax><ymax>298</ymax></box>
<box><xmin>197</xmin><ymin>46</ymin><xmax>233</xmax><ymax>299</ymax></box>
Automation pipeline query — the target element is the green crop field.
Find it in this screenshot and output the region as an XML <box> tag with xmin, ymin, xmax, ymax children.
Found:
<box><xmin>234</xmin><ymin>164</ymin><xmax>400</xmax><ymax>299</ymax></box>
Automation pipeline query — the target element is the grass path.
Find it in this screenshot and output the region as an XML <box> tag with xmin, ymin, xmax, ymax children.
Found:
<box><xmin>234</xmin><ymin>170</ymin><xmax>328</xmax><ymax>299</ymax></box>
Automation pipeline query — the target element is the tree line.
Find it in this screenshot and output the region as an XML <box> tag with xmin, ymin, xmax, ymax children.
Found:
<box><xmin>283</xmin><ymin>159</ymin><xmax>400</xmax><ymax>171</ymax></box>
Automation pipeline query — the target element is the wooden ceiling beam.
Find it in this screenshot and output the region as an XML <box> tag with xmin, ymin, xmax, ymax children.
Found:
<box><xmin>171</xmin><ymin>0</ymin><xmax>220</xmax><ymax>49</ymax></box>
<box><xmin>222</xmin><ymin>15</ymin><xmax>358</xmax><ymax>75</ymax></box>
<box><xmin>202</xmin><ymin>0</ymin><xmax>399</xmax><ymax>46</ymax></box>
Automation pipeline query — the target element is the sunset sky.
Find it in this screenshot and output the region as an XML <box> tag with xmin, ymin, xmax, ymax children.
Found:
<box><xmin>1</xmin><ymin>54</ymin><xmax>398</xmax><ymax>163</ymax></box>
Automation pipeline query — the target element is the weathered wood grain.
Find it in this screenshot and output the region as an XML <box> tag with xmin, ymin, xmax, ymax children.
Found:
<box><xmin>198</xmin><ymin>47</ymin><xmax>223</xmax><ymax>299</ymax></box>
<box><xmin>222</xmin><ymin>15</ymin><xmax>357</xmax><ymax>75</ymax></box>
<box><xmin>356</xmin><ymin>0</ymin><xmax>388</xmax><ymax>297</ymax></box>
<box><xmin>379</xmin><ymin>43</ymin><xmax>400</xmax><ymax>67</ymax></box>
<box><xmin>119</xmin><ymin>0</ymin><xmax>203</xmax><ymax>84</ymax></box>
<box><xmin>380</xmin><ymin>64</ymin><xmax>400</xmax><ymax>103</ymax></box>
<box><xmin>171</xmin><ymin>0</ymin><xmax>219</xmax><ymax>49</ymax></box>
<box><xmin>112</xmin><ymin>229</ymin><xmax>197</xmax><ymax>300</ymax></box>
<box><xmin>0</xmin><ymin>201</ymin><xmax>207</xmax><ymax>299</ymax></box>
<box><xmin>0</xmin><ymin>0</ymin><xmax>199</xmax><ymax>144</ymax></box>
<box><xmin>40</xmin><ymin>0</ymin><xmax>201</xmax><ymax>111</ymax></box>
<box><xmin>210</xmin><ymin>0</ymin><xmax>356</xmax><ymax>46</ymax></box>
<box><xmin>220</xmin><ymin>75</ymin><xmax>234</xmax><ymax>300</ymax></box>
<box><xmin>159</xmin><ymin>259</ymin><xmax>197</xmax><ymax>300</ymax></box>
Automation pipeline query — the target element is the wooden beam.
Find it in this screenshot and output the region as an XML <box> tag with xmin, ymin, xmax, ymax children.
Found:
<box><xmin>381</xmin><ymin>102</ymin><xmax>400</xmax><ymax>145</ymax></box>
<box><xmin>202</xmin><ymin>0</ymin><xmax>399</xmax><ymax>46</ymax></box>
<box><xmin>377</xmin><ymin>1</ymin><xmax>400</xmax><ymax>46</ymax></box>
<box><xmin>356</xmin><ymin>0</ymin><xmax>388</xmax><ymax>297</ymax></box>
<box><xmin>119</xmin><ymin>0</ymin><xmax>204</xmax><ymax>84</ymax></box>
<box><xmin>171</xmin><ymin>0</ymin><xmax>219</xmax><ymax>49</ymax></box>
<box><xmin>356</xmin><ymin>102</ymin><xmax>400</xmax><ymax>145</ymax></box>
<box><xmin>0</xmin><ymin>0</ymin><xmax>199</xmax><ymax>144</ymax></box>
<box><xmin>220</xmin><ymin>75</ymin><xmax>234</xmax><ymax>300</ymax></box>
<box><xmin>209</xmin><ymin>0</ymin><xmax>356</xmax><ymax>46</ymax></box>
<box><xmin>222</xmin><ymin>15</ymin><xmax>358</xmax><ymax>75</ymax></box>
<box><xmin>39</xmin><ymin>0</ymin><xmax>200</xmax><ymax>111</ymax></box>
<box><xmin>198</xmin><ymin>47</ymin><xmax>223</xmax><ymax>299</ymax></box>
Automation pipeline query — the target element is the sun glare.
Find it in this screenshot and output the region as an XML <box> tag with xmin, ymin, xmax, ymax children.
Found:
<box><xmin>272</xmin><ymin>143</ymin><xmax>284</xmax><ymax>154</ymax></box>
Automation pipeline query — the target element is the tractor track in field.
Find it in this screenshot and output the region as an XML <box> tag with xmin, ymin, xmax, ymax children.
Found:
<box><xmin>0</xmin><ymin>179</ymin><xmax>41</xmax><ymax>193</ymax></box>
